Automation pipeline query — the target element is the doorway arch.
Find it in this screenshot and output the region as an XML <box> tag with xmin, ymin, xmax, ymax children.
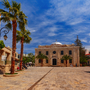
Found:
<box><xmin>52</xmin><ymin>59</ymin><xmax>57</xmax><ymax>65</ymax></box>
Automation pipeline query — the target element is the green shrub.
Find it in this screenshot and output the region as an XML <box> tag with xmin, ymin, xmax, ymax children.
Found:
<box><xmin>0</xmin><ymin>40</ymin><xmax>5</xmax><ymax>50</ymax></box>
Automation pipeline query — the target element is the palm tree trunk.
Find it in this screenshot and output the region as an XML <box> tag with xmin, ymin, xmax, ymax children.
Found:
<box><xmin>41</xmin><ymin>59</ymin><xmax>43</xmax><ymax>67</ymax></box>
<box><xmin>20</xmin><ymin>37</ymin><xmax>24</xmax><ymax>70</ymax></box>
<box><xmin>11</xmin><ymin>20</ymin><xmax>17</xmax><ymax>74</ymax></box>
<box><xmin>66</xmin><ymin>60</ymin><xmax>67</xmax><ymax>67</ymax></box>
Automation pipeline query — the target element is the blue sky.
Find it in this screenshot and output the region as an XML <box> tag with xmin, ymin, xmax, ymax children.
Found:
<box><xmin>0</xmin><ymin>0</ymin><xmax>90</xmax><ymax>54</ymax></box>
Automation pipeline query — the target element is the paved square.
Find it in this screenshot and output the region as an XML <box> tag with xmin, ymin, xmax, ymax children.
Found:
<box><xmin>0</xmin><ymin>67</ymin><xmax>90</xmax><ymax>90</ymax></box>
<box><xmin>33</xmin><ymin>67</ymin><xmax>90</xmax><ymax>90</ymax></box>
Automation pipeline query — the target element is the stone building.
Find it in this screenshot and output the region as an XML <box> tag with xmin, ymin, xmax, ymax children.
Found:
<box><xmin>35</xmin><ymin>42</ymin><xmax>80</xmax><ymax>67</ymax></box>
<box><xmin>0</xmin><ymin>46</ymin><xmax>20</xmax><ymax>73</ymax></box>
<box><xmin>85</xmin><ymin>50</ymin><xmax>90</xmax><ymax>65</ymax></box>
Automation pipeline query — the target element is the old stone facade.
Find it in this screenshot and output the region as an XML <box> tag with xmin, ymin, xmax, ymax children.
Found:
<box><xmin>35</xmin><ymin>42</ymin><xmax>80</xmax><ymax>67</ymax></box>
<box><xmin>0</xmin><ymin>46</ymin><xmax>20</xmax><ymax>73</ymax></box>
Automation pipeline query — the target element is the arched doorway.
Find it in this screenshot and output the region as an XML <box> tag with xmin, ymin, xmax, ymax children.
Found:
<box><xmin>52</xmin><ymin>59</ymin><xmax>57</xmax><ymax>65</ymax></box>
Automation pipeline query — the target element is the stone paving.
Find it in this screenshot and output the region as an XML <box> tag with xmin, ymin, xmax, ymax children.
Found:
<box><xmin>33</xmin><ymin>67</ymin><xmax>90</xmax><ymax>90</ymax></box>
<box><xmin>0</xmin><ymin>67</ymin><xmax>52</xmax><ymax>90</ymax></box>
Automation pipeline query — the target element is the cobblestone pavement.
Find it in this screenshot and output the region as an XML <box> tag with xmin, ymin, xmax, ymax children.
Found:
<box><xmin>0</xmin><ymin>67</ymin><xmax>52</xmax><ymax>90</ymax></box>
<box><xmin>33</xmin><ymin>67</ymin><xmax>90</xmax><ymax>90</ymax></box>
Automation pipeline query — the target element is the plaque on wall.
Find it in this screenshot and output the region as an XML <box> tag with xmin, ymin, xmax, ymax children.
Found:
<box><xmin>1</xmin><ymin>55</ymin><xmax>6</xmax><ymax>61</ymax></box>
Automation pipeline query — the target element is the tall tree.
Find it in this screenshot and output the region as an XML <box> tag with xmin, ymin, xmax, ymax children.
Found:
<box><xmin>16</xmin><ymin>30</ymin><xmax>32</xmax><ymax>70</ymax></box>
<box><xmin>36</xmin><ymin>53</ymin><xmax>48</xmax><ymax>67</ymax></box>
<box><xmin>0</xmin><ymin>0</ymin><xmax>21</xmax><ymax>74</ymax></box>
<box><xmin>60</xmin><ymin>55</ymin><xmax>72</xmax><ymax>67</ymax></box>
<box><xmin>75</xmin><ymin>35</ymin><xmax>85</xmax><ymax>57</ymax></box>
<box><xmin>16</xmin><ymin>11</ymin><xmax>32</xmax><ymax>70</ymax></box>
<box><xmin>74</xmin><ymin>35</ymin><xmax>88</xmax><ymax>65</ymax></box>
<box><xmin>28</xmin><ymin>53</ymin><xmax>35</xmax><ymax>63</ymax></box>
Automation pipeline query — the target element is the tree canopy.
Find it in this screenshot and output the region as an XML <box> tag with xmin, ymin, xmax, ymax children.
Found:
<box><xmin>0</xmin><ymin>40</ymin><xmax>5</xmax><ymax>50</ymax></box>
<box><xmin>74</xmin><ymin>35</ymin><xmax>85</xmax><ymax>57</ymax></box>
<box><xmin>22</xmin><ymin>56</ymin><xmax>30</xmax><ymax>64</ymax></box>
<box><xmin>60</xmin><ymin>55</ymin><xmax>72</xmax><ymax>60</ymax></box>
<box><xmin>28</xmin><ymin>53</ymin><xmax>35</xmax><ymax>63</ymax></box>
<box><xmin>36</xmin><ymin>53</ymin><xmax>48</xmax><ymax>60</ymax></box>
<box><xmin>74</xmin><ymin>35</ymin><xmax>87</xmax><ymax>65</ymax></box>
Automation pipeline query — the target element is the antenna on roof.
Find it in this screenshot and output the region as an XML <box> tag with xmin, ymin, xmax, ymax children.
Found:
<box><xmin>56</xmin><ymin>39</ymin><xmax>57</xmax><ymax>42</ymax></box>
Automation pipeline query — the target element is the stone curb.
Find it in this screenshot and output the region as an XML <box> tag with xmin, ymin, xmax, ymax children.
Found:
<box><xmin>3</xmin><ymin>74</ymin><xmax>19</xmax><ymax>77</ymax></box>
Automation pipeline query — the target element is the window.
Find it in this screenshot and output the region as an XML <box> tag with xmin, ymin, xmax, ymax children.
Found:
<box><xmin>69</xmin><ymin>50</ymin><xmax>72</xmax><ymax>55</ymax></box>
<box><xmin>46</xmin><ymin>51</ymin><xmax>48</xmax><ymax>55</ymax></box>
<box><xmin>39</xmin><ymin>59</ymin><xmax>41</xmax><ymax>63</ymax></box>
<box><xmin>61</xmin><ymin>51</ymin><xmax>63</xmax><ymax>55</ymax></box>
<box><xmin>61</xmin><ymin>59</ymin><xmax>64</xmax><ymax>63</ymax></box>
<box><xmin>18</xmin><ymin>55</ymin><xmax>20</xmax><ymax>58</ymax></box>
<box><xmin>53</xmin><ymin>51</ymin><xmax>56</xmax><ymax>54</ymax></box>
<box><xmin>46</xmin><ymin>59</ymin><xmax>48</xmax><ymax>63</ymax></box>
<box><xmin>39</xmin><ymin>51</ymin><xmax>41</xmax><ymax>54</ymax></box>
<box><xmin>69</xmin><ymin>59</ymin><xmax>72</xmax><ymax>63</ymax></box>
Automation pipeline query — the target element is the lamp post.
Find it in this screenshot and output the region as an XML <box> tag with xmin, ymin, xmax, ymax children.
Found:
<box><xmin>0</xmin><ymin>27</ymin><xmax>9</xmax><ymax>40</ymax></box>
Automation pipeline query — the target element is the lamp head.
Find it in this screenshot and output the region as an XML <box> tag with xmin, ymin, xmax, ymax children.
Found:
<box><xmin>4</xmin><ymin>34</ymin><xmax>7</xmax><ymax>40</ymax></box>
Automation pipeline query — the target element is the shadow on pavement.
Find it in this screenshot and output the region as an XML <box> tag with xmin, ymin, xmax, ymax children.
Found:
<box><xmin>84</xmin><ymin>71</ymin><xmax>90</xmax><ymax>73</ymax></box>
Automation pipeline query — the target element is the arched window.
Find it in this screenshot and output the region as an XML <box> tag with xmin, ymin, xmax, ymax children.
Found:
<box><xmin>69</xmin><ymin>50</ymin><xmax>72</xmax><ymax>55</ymax></box>
<box><xmin>46</xmin><ymin>51</ymin><xmax>48</xmax><ymax>55</ymax></box>
<box><xmin>46</xmin><ymin>59</ymin><xmax>48</xmax><ymax>63</ymax></box>
<box><xmin>61</xmin><ymin>59</ymin><xmax>64</xmax><ymax>63</ymax></box>
<box><xmin>61</xmin><ymin>51</ymin><xmax>64</xmax><ymax>55</ymax></box>
<box><xmin>69</xmin><ymin>59</ymin><xmax>72</xmax><ymax>63</ymax></box>
<box><xmin>39</xmin><ymin>59</ymin><xmax>41</xmax><ymax>63</ymax></box>
<box><xmin>39</xmin><ymin>51</ymin><xmax>41</xmax><ymax>54</ymax></box>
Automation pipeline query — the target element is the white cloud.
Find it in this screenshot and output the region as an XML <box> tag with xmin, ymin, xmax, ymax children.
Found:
<box><xmin>48</xmin><ymin>32</ymin><xmax>57</xmax><ymax>36</ymax></box>
<box><xmin>48</xmin><ymin>0</ymin><xmax>90</xmax><ymax>25</ymax></box>
<box><xmin>88</xmin><ymin>33</ymin><xmax>90</xmax><ymax>36</ymax></box>
<box><xmin>85</xmin><ymin>45</ymin><xmax>90</xmax><ymax>51</ymax></box>
<box><xmin>26</xmin><ymin>27</ymin><xmax>36</xmax><ymax>33</ymax></box>
<box><xmin>81</xmin><ymin>39</ymin><xmax>87</xmax><ymax>43</ymax></box>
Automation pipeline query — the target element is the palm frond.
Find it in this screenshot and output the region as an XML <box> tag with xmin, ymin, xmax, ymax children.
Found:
<box><xmin>0</xmin><ymin>9</ymin><xmax>7</xmax><ymax>13</ymax></box>
<box><xmin>0</xmin><ymin>16</ymin><xmax>9</xmax><ymax>22</ymax></box>
<box><xmin>18</xmin><ymin>11</ymin><xmax>27</xmax><ymax>22</ymax></box>
<box><xmin>2</xmin><ymin>0</ymin><xmax>11</xmax><ymax>9</ymax></box>
<box><xmin>16</xmin><ymin>35</ymin><xmax>21</xmax><ymax>43</ymax></box>
<box><xmin>5</xmin><ymin>22</ymin><xmax>12</xmax><ymax>30</ymax></box>
<box><xmin>36</xmin><ymin>53</ymin><xmax>48</xmax><ymax>59</ymax></box>
<box><xmin>12</xmin><ymin>1</ymin><xmax>21</xmax><ymax>11</ymax></box>
<box><xmin>61</xmin><ymin>55</ymin><xmax>72</xmax><ymax>60</ymax></box>
<box><xmin>24</xmin><ymin>36</ymin><xmax>32</xmax><ymax>43</ymax></box>
<box><xmin>0</xmin><ymin>9</ymin><xmax>10</xmax><ymax>17</ymax></box>
<box><xmin>16</xmin><ymin>30</ymin><xmax>23</xmax><ymax>37</ymax></box>
<box><xmin>26</xmin><ymin>30</ymin><xmax>31</xmax><ymax>35</ymax></box>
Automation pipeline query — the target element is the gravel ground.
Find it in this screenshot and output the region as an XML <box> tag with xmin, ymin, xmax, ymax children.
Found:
<box><xmin>33</xmin><ymin>67</ymin><xmax>90</xmax><ymax>90</ymax></box>
<box><xmin>0</xmin><ymin>67</ymin><xmax>52</xmax><ymax>90</ymax></box>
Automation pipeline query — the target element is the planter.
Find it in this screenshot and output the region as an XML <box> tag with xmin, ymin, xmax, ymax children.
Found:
<box><xmin>3</xmin><ymin>73</ymin><xmax>19</xmax><ymax>77</ymax></box>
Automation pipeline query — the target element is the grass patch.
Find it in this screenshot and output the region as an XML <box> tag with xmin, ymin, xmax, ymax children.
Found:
<box><xmin>5</xmin><ymin>73</ymin><xmax>18</xmax><ymax>75</ymax></box>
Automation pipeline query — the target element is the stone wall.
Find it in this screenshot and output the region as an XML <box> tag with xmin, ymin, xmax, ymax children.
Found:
<box><xmin>0</xmin><ymin>65</ymin><xmax>5</xmax><ymax>74</ymax></box>
<box><xmin>35</xmin><ymin>44</ymin><xmax>80</xmax><ymax>67</ymax></box>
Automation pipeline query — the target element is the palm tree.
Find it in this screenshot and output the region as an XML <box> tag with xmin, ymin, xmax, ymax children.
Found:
<box><xmin>16</xmin><ymin>30</ymin><xmax>32</xmax><ymax>70</ymax></box>
<box><xmin>36</xmin><ymin>53</ymin><xmax>48</xmax><ymax>67</ymax></box>
<box><xmin>0</xmin><ymin>0</ymin><xmax>22</xmax><ymax>74</ymax></box>
<box><xmin>61</xmin><ymin>55</ymin><xmax>72</xmax><ymax>67</ymax></box>
<box><xmin>16</xmin><ymin>11</ymin><xmax>31</xmax><ymax>70</ymax></box>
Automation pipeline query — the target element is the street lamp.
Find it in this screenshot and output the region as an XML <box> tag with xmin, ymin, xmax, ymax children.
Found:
<box><xmin>0</xmin><ymin>27</ymin><xmax>9</xmax><ymax>40</ymax></box>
